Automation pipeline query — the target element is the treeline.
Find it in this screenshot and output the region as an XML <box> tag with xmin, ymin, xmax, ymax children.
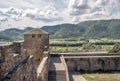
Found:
<box><xmin>50</xmin><ymin>42</ymin><xmax>120</xmax><ymax>46</ymax></box>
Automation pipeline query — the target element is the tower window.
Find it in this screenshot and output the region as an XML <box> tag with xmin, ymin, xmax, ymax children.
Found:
<box><xmin>32</xmin><ymin>34</ymin><xmax>35</xmax><ymax>38</ymax></box>
<box><xmin>38</xmin><ymin>34</ymin><xmax>41</xmax><ymax>38</ymax></box>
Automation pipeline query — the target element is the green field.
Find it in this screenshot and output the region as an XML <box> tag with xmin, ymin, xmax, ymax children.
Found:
<box><xmin>50</xmin><ymin>38</ymin><xmax>120</xmax><ymax>43</ymax></box>
<box><xmin>50</xmin><ymin>38</ymin><xmax>120</xmax><ymax>53</ymax></box>
<box><xmin>82</xmin><ymin>71</ymin><xmax>120</xmax><ymax>81</ymax></box>
<box><xmin>50</xmin><ymin>45</ymin><xmax>113</xmax><ymax>53</ymax></box>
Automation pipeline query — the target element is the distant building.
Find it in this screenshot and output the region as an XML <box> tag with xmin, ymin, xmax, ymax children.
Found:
<box><xmin>23</xmin><ymin>28</ymin><xmax>49</xmax><ymax>60</ymax></box>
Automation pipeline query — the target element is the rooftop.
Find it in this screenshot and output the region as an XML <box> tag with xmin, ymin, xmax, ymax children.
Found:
<box><xmin>24</xmin><ymin>28</ymin><xmax>49</xmax><ymax>35</ymax></box>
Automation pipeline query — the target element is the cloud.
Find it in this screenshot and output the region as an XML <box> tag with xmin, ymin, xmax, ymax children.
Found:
<box><xmin>0</xmin><ymin>5</ymin><xmax>62</xmax><ymax>23</ymax></box>
<box><xmin>24</xmin><ymin>6</ymin><xmax>62</xmax><ymax>22</ymax></box>
<box><xmin>0</xmin><ymin>16</ymin><xmax>8</xmax><ymax>22</ymax></box>
<box><xmin>68</xmin><ymin>0</ymin><xmax>90</xmax><ymax>15</ymax></box>
<box><xmin>0</xmin><ymin>7</ymin><xmax>23</xmax><ymax>21</ymax></box>
<box><xmin>0</xmin><ymin>0</ymin><xmax>120</xmax><ymax>30</ymax></box>
<box><xmin>68</xmin><ymin>0</ymin><xmax>120</xmax><ymax>22</ymax></box>
<box><xmin>71</xmin><ymin>16</ymin><xmax>80</xmax><ymax>22</ymax></box>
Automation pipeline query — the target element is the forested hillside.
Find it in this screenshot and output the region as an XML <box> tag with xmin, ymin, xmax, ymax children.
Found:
<box><xmin>42</xmin><ymin>19</ymin><xmax>120</xmax><ymax>39</ymax></box>
<box><xmin>0</xmin><ymin>19</ymin><xmax>120</xmax><ymax>41</ymax></box>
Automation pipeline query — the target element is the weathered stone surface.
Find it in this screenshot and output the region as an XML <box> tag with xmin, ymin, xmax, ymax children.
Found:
<box><xmin>0</xmin><ymin>43</ymin><xmax>49</xmax><ymax>81</ymax></box>
<box><xmin>0</xmin><ymin>29</ymin><xmax>50</xmax><ymax>81</ymax></box>
<box><xmin>23</xmin><ymin>29</ymin><xmax>49</xmax><ymax>60</ymax></box>
<box><xmin>8</xmin><ymin>57</ymin><xmax>38</xmax><ymax>81</ymax></box>
<box><xmin>66</xmin><ymin>57</ymin><xmax>120</xmax><ymax>71</ymax></box>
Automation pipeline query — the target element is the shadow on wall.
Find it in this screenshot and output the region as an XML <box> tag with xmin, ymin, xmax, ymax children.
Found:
<box><xmin>65</xmin><ymin>58</ymin><xmax>120</xmax><ymax>71</ymax></box>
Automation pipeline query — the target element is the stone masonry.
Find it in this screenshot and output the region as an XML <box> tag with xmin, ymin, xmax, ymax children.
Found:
<box><xmin>0</xmin><ymin>28</ymin><xmax>120</xmax><ymax>81</ymax></box>
<box><xmin>24</xmin><ymin>28</ymin><xmax>49</xmax><ymax>60</ymax></box>
<box><xmin>0</xmin><ymin>28</ymin><xmax>50</xmax><ymax>81</ymax></box>
<box><xmin>66</xmin><ymin>57</ymin><xmax>120</xmax><ymax>71</ymax></box>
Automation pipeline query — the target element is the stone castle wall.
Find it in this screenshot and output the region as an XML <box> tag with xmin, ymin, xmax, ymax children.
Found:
<box><xmin>37</xmin><ymin>56</ymin><xmax>50</xmax><ymax>81</ymax></box>
<box><xmin>24</xmin><ymin>34</ymin><xmax>49</xmax><ymax>60</ymax></box>
<box><xmin>0</xmin><ymin>42</ymin><xmax>49</xmax><ymax>81</ymax></box>
<box><xmin>65</xmin><ymin>57</ymin><xmax>120</xmax><ymax>71</ymax></box>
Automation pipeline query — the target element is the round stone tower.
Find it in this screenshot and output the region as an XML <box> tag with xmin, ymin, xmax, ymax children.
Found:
<box><xmin>23</xmin><ymin>28</ymin><xmax>49</xmax><ymax>60</ymax></box>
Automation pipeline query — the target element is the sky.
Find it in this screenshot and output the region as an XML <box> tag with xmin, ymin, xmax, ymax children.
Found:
<box><xmin>0</xmin><ymin>0</ymin><xmax>120</xmax><ymax>30</ymax></box>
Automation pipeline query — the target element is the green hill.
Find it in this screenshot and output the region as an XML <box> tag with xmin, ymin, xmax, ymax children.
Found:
<box><xmin>0</xmin><ymin>19</ymin><xmax>120</xmax><ymax>41</ymax></box>
<box><xmin>42</xmin><ymin>19</ymin><xmax>120</xmax><ymax>39</ymax></box>
<box><xmin>0</xmin><ymin>27</ymin><xmax>33</xmax><ymax>41</ymax></box>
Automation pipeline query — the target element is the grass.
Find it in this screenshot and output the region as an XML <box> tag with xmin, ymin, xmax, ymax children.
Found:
<box><xmin>50</xmin><ymin>45</ymin><xmax>113</xmax><ymax>53</ymax></box>
<box><xmin>50</xmin><ymin>46</ymin><xmax>82</xmax><ymax>53</ymax></box>
<box><xmin>82</xmin><ymin>71</ymin><xmax>120</xmax><ymax>81</ymax></box>
<box><xmin>50</xmin><ymin>38</ymin><xmax>119</xmax><ymax>53</ymax></box>
<box><xmin>50</xmin><ymin>38</ymin><xmax>120</xmax><ymax>43</ymax></box>
<box><xmin>83</xmin><ymin>73</ymin><xmax>120</xmax><ymax>81</ymax></box>
<box><xmin>50</xmin><ymin>37</ymin><xmax>86</xmax><ymax>41</ymax></box>
<box><xmin>50</xmin><ymin>38</ymin><xmax>87</xmax><ymax>44</ymax></box>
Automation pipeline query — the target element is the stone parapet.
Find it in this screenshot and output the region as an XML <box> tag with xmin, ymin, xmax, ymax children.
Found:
<box><xmin>66</xmin><ymin>57</ymin><xmax>120</xmax><ymax>71</ymax></box>
<box><xmin>37</xmin><ymin>56</ymin><xmax>49</xmax><ymax>81</ymax></box>
<box><xmin>61</xmin><ymin>55</ymin><xmax>70</xmax><ymax>81</ymax></box>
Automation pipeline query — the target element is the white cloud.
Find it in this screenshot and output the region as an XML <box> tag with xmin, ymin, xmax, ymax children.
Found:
<box><xmin>0</xmin><ymin>5</ymin><xmax>62</xmax><ymax>23</ymax></box>
<box><xmin>68</xmin><ymin>0</ymin><xmax>90</xmax><ymax>15</ymax></box>
<box><xmin>0</xmin><ymin>16</ymin><xmax>8</xmax><ymax>22</ymax></box>
<box><xmin>0</xmin><ymin>0</ymin><xmax>120</xmax><ymax>30</ymax></box>
<box><xmin>72</xmin><ymin>16</ymin><xmax>80</xmax><ymax>22</ymax></box>
<box><xmin>68</xmin><ymin>0</ymin><xmax>120</xmax><ymax>22</ymax></box>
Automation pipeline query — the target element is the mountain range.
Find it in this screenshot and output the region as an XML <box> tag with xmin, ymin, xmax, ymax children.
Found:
<box><xmin>0</xmin><ymin>19</ymin><xmax>120</xmax><ymax>41</ymax></box>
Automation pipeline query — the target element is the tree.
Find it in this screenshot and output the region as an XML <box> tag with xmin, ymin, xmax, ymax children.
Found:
<box><xmin>82</xmin><ymin>42</ymin><xmax>95</xmax><ymax>51</ymax></box>
<box><xmin>109</xmin><ymin>44</ymin><xmax>120</xmax><ymax>53</ymax></box>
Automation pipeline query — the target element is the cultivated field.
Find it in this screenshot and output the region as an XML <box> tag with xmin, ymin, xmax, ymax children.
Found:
<box><xmin>82</xmin><ymin>71</ymin><xmax>120</xmax><ymax>81</ymax></box>
<box><xmin>50</xmin><ymin>38</ymin><xmax>120</xmax><ymax>53</ymax></box>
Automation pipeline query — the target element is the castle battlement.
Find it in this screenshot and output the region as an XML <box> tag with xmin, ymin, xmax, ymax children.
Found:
<box><xmin>0</xmin><ymin>28</ymin><xmax>120</xmax><ymax>81</ymax></box>
<box><xmin>0</xmin><ymin>29</ymin><xmax>50</xmax><ymax>81</ymax></box>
